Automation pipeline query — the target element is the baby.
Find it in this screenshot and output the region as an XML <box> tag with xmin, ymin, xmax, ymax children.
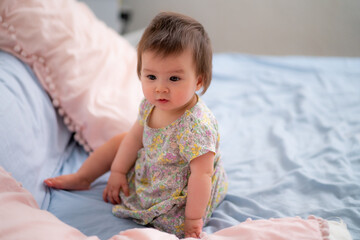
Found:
<box><xmin>45</xmin><ymin>12</ymin><xmax>228</xmax><ymax>238</ymax></box>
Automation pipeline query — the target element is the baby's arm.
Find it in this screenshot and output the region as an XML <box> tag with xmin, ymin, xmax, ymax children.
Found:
<box><xmin>185</xmin><ymin>152</ymin><xmax>215</xmax><ymax>238</ymax></box>
<box><xmin>103</xmin><ymin>121</ymin><xmax>143</xmax><ymax>204</ymax></box>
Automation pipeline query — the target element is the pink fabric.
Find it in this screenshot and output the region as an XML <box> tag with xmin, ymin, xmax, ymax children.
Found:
<box><xmin>111</xmin><ymin>217</ymin><xmax>330</xmax><ymax>240</ymax></box>
<box><xmin>0</xmin><ymin>0</ymin><xmax>143</xmax><ymax>151</ymax></box>
<box><xmin>0</xmin><ymin>167</ymin><xmax>99</xmax><ymax>240</ymax></box>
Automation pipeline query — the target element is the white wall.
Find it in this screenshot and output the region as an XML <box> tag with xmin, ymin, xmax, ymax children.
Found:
<box><xmin>79</xmin><ymin>0</ymin><xmax>121</xmax><ymax>31</ymax></box>
<box><xmin>123</xmin><ymin>0</ymin><xmax>360</xmax><ymax>56</ymax></box>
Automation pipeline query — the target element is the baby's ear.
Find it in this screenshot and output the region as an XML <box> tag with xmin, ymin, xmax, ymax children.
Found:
<box><xmin>196</xmin><ymin>76</ymin><xmax>203</xmax><ymax>91</ymax></box>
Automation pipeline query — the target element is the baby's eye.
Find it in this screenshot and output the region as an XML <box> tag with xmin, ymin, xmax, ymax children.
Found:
<box><xmin>169</xmin><ymin>76</ymin><xmax>180</xmax><ymax>82</ymax></box>
<box><xmin>147</xmin><ymin>75</ymin><xmax>156</xmax><ymax>80</ymax></box>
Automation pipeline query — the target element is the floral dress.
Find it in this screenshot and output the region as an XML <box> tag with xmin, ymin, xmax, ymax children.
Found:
<box><xmin>112</xmin><ymin>97</ymin><xmax>228</xmax><ymax>238</ymax></box>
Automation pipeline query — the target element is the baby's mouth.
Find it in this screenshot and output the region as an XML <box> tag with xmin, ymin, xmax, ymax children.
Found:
<box><xmin>157</xmin><ymin>99</ymin><xmax>169</xmax><ymax>103</ymax></box>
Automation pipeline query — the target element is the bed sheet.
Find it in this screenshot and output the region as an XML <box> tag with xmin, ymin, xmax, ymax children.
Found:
<box><xmin>1</xmin><ymin>51</ymin><xmax>359</xmax><ymax>239</ymax></box>
<box><xmin>0</xmin><ymin>51</ymin><xmax>72</xmax><ymax>209</ymax></box>
<box><xmin>46</xmin><ymin>54</ymin><xmax>360</xmax><ymax>240</ymax></box>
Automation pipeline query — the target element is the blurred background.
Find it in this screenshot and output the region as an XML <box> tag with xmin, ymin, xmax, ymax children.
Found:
<box><xmin>79</xmin><ymin>0</ymin><xmax>360</xmax><ymax>56</ymax></box>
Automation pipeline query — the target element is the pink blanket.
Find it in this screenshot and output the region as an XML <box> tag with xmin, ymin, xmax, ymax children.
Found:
<box><xmin>0</xmin><ymin>167</ymin><xmax>330</xmax><ymax>240</ymax></box>
<box><xmin>110</xmin><ymin>216</ymin><xmax>330</xmax><ymax>240</ymax></box>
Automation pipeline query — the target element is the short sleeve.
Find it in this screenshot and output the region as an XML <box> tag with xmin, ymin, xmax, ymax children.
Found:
<box><xmin>178</xmin><ymin>116</ymin><xmax>218</xmax><ymax>162</ymax></box>
<box><xmin>137</xmin><ymin>98</ymin><xmax>153</xmax><ymax>126</ymax></box>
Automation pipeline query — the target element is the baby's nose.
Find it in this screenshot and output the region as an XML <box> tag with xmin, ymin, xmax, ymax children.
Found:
<box><xmin>156</xmin><ymin>84</ymin><xmax>169</xmax><ymax>93</ymax></box>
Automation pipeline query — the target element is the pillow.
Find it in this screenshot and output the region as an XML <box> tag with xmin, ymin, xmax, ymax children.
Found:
<box><xmin>0</xmin><ymin>0</ymin><xmax>143</xmax><ymax>151</ymax></box>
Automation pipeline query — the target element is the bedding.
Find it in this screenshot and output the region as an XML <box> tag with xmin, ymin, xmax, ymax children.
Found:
<box><xmin>0</xmin><ymin>50</ymin><xmax>358</xmax><ymax>240</ymax></box>
<box><xmin>0</xmin><ymin>164</ymin><xmax>336</xmax><ymax>240</ymax></box>
<box><xmin>0</xmin><ymin>167</ymin><xmax>98</xmax><ymax>240</ymax></box>
<box><xmin>0</xmin><ymin>51</ymin><xmax>71</xmax><ymax>209</ymax></box>
<box><xmin>0</xmin><ymin>1</ymin><xmax>359</xmax><ymax>239</ymax></box>
<box><xmin>0</xmin><ymin>0</ymin><xmax>143</xmax><ymax>152</ymax></box>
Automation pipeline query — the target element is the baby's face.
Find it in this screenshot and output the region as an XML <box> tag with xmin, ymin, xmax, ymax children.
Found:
<box><xmin>140</xmin><ymin>49</ymin><xmax>202</xmax><ymax>114</ymax></box>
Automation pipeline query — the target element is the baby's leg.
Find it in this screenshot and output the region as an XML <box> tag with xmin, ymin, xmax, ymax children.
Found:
<box><xmin>44</xmin><ymin>133</ymin><xmax>127</xmax><ymax>190</ymax></box>
<box><xmin>43</xmin><ymin>173</ymin><xmax>91</xmax><ymax>190</ymax></box>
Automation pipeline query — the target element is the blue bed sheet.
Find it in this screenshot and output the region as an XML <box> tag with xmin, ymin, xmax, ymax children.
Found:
<box><xmin>47</xmin><ymin>54</ymin><xmax>360</xmax><ymax>239</ymax></box>
<box><xmin>204</xmin><ymin>54</ymin><xmax>360</xmax><ymax>235</ymax></box>
<box><xmin>1</xmin><ymin>51</ymin><xmax>359</xmax><ymax>239</ymax></box>
<box><xmin>0</xmin><ymin>51</ymin><xmax>72</xmax><ymax>209</ymax></box>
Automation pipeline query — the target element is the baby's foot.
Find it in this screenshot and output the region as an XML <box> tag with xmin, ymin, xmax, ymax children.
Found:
<box><xmin>44</xmin><ymin>174</ymin><xmax>91</xmax><ymax>190</ymax></box>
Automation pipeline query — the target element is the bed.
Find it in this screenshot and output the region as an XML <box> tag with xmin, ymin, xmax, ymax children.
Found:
<box><xmin>0</xmin><ymin>1</ymin><xmax>359</xmax><ymax>240</ymax></box>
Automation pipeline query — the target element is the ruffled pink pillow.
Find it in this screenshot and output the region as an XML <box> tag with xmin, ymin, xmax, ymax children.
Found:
<box><xmin>0</xmin><ymin>0</ymin><xmax>142</xmax><ymax>151</ymax></box>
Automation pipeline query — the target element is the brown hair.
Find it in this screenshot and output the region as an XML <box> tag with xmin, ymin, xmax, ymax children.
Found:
<box><xmin>137</xmin><ymin>12</ymin><xmax>212</xmax><ymax>95</ymax></box>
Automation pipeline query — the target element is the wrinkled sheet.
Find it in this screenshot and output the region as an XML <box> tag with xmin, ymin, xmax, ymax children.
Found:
<box><xmin>48</xmin><ymin>54</ymin><xmax>360</xmax><ymax>240</ymax></box>
<box><xmin>203</xmin><ymin>54</ymin><xmax>360</xmax><ymax>238</ymax></box>
<box><xmin>1</xmin><ymin>52</ymin><xmax>359</xmax><ymax>239</ymax></box>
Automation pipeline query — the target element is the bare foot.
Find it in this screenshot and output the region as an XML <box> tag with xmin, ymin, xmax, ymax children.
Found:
<box><xmin>44</xmin><ymin>173</ymin><xmax>91</xmax><ymax>190</ymax></box>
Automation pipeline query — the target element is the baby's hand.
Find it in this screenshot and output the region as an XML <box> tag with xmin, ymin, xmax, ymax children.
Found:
<box><xmin>184</xmin><ymin>218</ymin><xmax>203</xmax><ymax>238</ymax></box>
<box><xmin>102</xmin><ymin>171</ymin><xmax>129</xmax><ymax>204</ymax></box>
